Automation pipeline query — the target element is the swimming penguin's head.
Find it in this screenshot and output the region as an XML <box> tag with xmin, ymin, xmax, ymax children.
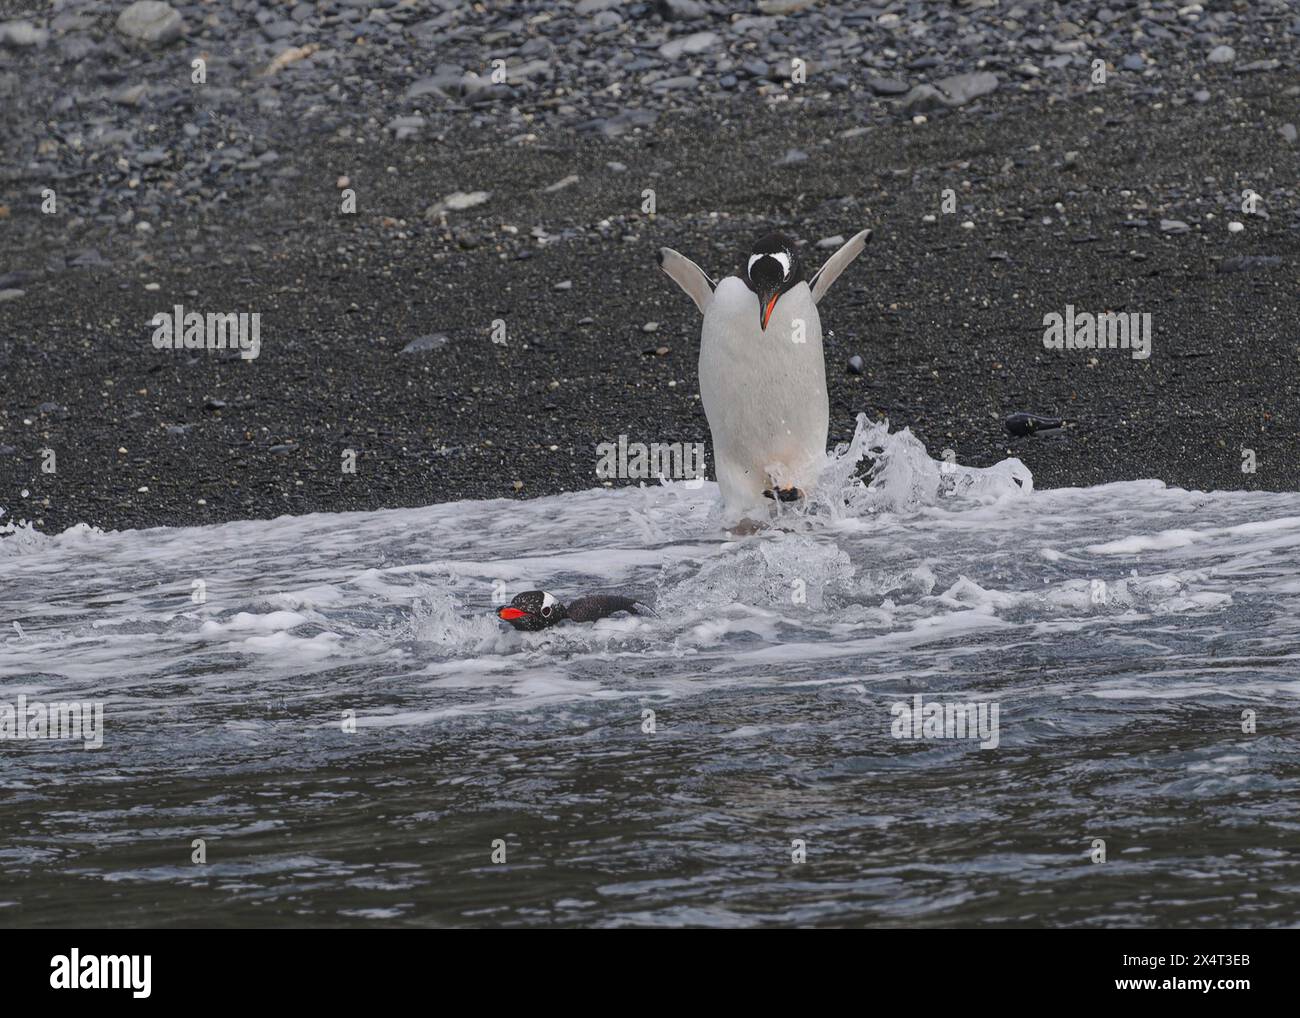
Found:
<box><xmin>497</xmin><ymin>590</ymin><xmax>568</xmax><ymax>631</ymax></box>
<box><xmin>744</xmin><ymin>232</ymin><xmax>804</xmax><ymax>331</ymax></box>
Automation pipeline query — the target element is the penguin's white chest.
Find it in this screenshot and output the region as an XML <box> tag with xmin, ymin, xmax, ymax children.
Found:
<box><xmin>698</xmin><ymin>277</ymin><xmax>829</xmax><ymax>507</ymax></box>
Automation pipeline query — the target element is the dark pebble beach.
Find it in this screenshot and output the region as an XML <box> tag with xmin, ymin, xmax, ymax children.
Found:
<box><xmin>1</xmin><ymin>0</ymin><xmax>1297</xmax><ymax>534</ymax></box>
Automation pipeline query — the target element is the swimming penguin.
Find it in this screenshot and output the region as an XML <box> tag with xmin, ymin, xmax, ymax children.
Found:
<box><xmin>496</xmin><ymin>590</ymin><xmax>652</xmax><ymax>631</ymax></box>
<box><xmin>657</xmin><ymin>228</ymin><xmax>872</xmax><ymax>511</ymax></box>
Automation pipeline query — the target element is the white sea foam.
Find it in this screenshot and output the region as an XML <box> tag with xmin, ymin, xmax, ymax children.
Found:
<box><xmin>2</xmin><ymin>419</ymin><xmax>1298</xmax><ymax>720</ymax></box>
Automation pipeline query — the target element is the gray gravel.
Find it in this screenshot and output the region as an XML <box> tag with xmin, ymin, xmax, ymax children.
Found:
<box><xmin>1</xmin><ymin>1</ymin><xmax>1298</xmax><ymax>532</ymax></box>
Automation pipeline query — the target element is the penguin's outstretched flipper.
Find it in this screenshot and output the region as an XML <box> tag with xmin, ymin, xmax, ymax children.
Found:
<box><xmin>657</xmin><ymin>248</ymin><xmax>716</xmax><ymax>315</ymax></box>
<box><xmin>809</xmin><ymin>228</ymin><xmax>872</xmax><ymax>305</ymax></box>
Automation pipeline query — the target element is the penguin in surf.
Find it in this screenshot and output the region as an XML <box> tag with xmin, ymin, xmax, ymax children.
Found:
<box><xmin>657</xmin><ymin>229</ymin><xmax>872</xmax><ymax>511</ymax></box>
<box><xmin>496</xmin><ymin>590</ymin><xmax>654</xmax><ymax>632</ymax></box>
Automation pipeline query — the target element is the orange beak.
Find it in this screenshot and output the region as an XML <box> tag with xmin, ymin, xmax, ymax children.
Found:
<box><xmin>498</xmin><ymin>606</ymin><xmax>527</xmax><ymax>621</ymax></box>
<box><xmin>761</xmin><ymin>293</ymin><xmax>779</xmax><ymax>330</ymax></box>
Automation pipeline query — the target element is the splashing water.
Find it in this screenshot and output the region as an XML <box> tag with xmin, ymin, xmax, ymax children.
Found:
<box><xmin>749</xmin><ymin>413</ymin><xmax>1032</xmax><ymax>528</ymax></box>
<box><xmin>1</xmin><ymin>418</ymin><xmax>1298</xmax><ymax>928</ymax></box>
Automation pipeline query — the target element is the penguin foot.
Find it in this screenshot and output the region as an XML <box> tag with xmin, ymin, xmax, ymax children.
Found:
<box><xmin>763</xmin><ymin>486</ymin><xmax>804</xmax><ymax>503</ymax></box>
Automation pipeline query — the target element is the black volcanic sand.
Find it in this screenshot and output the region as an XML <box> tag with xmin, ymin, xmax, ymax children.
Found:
<box><xmin>2</xmin><ymin>85</ymin><xmax>1298</xmax><ymax>534</ymax></box>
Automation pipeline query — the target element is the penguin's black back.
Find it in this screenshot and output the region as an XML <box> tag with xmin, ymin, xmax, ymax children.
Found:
<box><xmin>566</xmin><ymin>595</ymin><xmax>643</xmax><ymax>623</ymax></box>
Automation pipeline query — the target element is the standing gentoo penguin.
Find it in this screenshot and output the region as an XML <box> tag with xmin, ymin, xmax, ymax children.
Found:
<box><xmin>496</xmin><ymin>590</ymin><xmax>652</xmax><ymax>631</ymax></box>
<box><xmin>657</xmin><ymin>229</ymin><xmax>872</xmax><ymax>511</ymax></box>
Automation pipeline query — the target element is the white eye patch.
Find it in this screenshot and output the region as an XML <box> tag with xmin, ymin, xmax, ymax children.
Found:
<box><xmin>540</xmin><ymin>592</ymin><xmax>558</xmax><ymax>611</ymax></box>
<box><xmin>748</xmin><ymin>251</ymin><xmax>792</xmax><ymax>280</ymax></box>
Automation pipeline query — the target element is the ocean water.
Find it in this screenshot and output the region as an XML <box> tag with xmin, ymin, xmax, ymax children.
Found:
<box><xmin>2</xmin><ymin>417</ymin><xmax>1298</xmax><ymax>928</ymax></box>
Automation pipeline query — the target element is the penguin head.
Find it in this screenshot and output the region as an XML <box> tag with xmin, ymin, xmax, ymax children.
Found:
<box><xmin>744</xmin><ymin>232</ymin><xmax>804</xmax><ymax>331</ymax></box>
<box><xmin>497</xmin><ymin>590</ymin><xmax>568</xmax><ymax>631</ymax></box>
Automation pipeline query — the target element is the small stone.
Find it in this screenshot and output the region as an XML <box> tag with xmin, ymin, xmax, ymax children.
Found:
<box><xmin>1005</xmin><ymin>412</ymin><xmax>1063</xmax><ymax>437</ymax></box>
<box><xmin>260</xmin><ymin>20</ymin><xmax>299</xmax><ymax>42</ymax></box>
<box><xmin>776</xmin><ymin>148</ymin><xmax>808</xmax><ymax>166</ymax></box>
<box><xmin>262</xmin><ymin>44</ymin><xmax>320</xmax><ymax>75</ymax></box>
<box><xmin>554</xmin><ymin>280</ymin><xmax>573</xmax><ymax>291</ymax></box>
<box><xmin>594</xmin><ymin>109</ymin><xmax>658</xmax><ymax>138</ymax></box>
<box><xmin>204</xmin><ymin>398</ymin><xmax>227</xmax><ymax>411</ymax></box>
<box><xmin>659</xmin><ymin>0</ymin><xmax>707</xmax><ymax>20</ymax></box>
<box><xmin>1281</xmin><ymin>123</ymin><xmax>1297</xmax><ymax>144</ymax></box>
<box><xmin>1193</xmin><ymin>89</ymin><xmax>1211</xmax><ymax>104</ymax></box>
<box><xmin>114</xmin><ymin>84</ymin><xmax>148</xmax><ymax>106</ymax></box>
<box><xmin>115</xmin><ymin>1</ymin><xmax>184</xmax><ymax>45</ymax></box>
<box><xmin>758</xmin><ymin>0</ymin><xmax>816</xmax><ymax>13</ymax></box>
<box><xmin>336</xmin><ymin>175</ymin><xmax>350</xmax><ymax>189</ymax></box>
<box><xmin>642</xmin><ymin>322</ymin><xmax>660</xmax><ymax>333</ymax></box>
<box><xmin>1227</xmin><ymin>221</ymin><xmax>1244</xmax><ymax>233</ymax></box>
<box><xmin>1218</xmin><ymin>255</ymin><xmax>1282</xmax><ymax>273</ymax></box>
<box><xmin>1121</xmin><ymin>54</ymin><xmax>1145</xmax><ymax>72</ymax></box>
<box><xmin>1207</xmin><ymin>45</ymin><xmax>1235</xmax><ymax>64</ymax></box>
<box><xmin>401</xmin><ymin>334</ymin><xmax>449</xmax><ymax>354</ymax></box>
<box><xmin>543</xmin><ymin>174</ymin><xmax>579</xmax><ymax>193</ymax></box>
<box><xmin>1235</xmin><ymin>59</ymin><xmax>1280</xmax><ymax>74</ymax></box>
<box><xmin>1160</xmin><ymin>219</ymin><xmax>1190</xmax><ymax>233</ymax></box>
<box><xmin>652</xmin><ymin>75</ymin><xmax>698</xmax><ymax>92</ymax></box>
<box><xmin>817</xmin><ymin>235</ymin><xmax>845</xmax><ymax>250</ymax></box>
<box><xmin>387</xmin><ymin>115</ymin><xmax>426</xmax><ymax>141</ymax></box>
<box><xmin>425</xmin><ymin>191</ymin><xmax>489</xmax><ymax>217</ymax></box>
<box><xmin>867</xmin><ymin>77</ymin><xmax>909</xmax><ymax>96</ymax></box>
<box><xmin>936</xmin><ymin>71</ymin><xmax>999</xmax><ymax>105</ymax></box>
<box><xmin>658</xmin><ymin>31</ymin><xmax>718</xmax><ymax>60</ymax></box>
<box><xmin>0</xmin><ymin>289</ymin><xmax>24</xmax><ymax>302</ymax></box>
<box><xmin>512</xmin><ymin>480</ymin><xmax>524</xmax><ymax>491</ymax></box>
<box><xmin>847</xmin><ymin>355</ymin><xmax>864</xmax><ymax>375</ymax></box>
<box><xmin>0</xmin><ymin>20</ymin><xmax>50</xmax><ymax>47</ymax></box>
